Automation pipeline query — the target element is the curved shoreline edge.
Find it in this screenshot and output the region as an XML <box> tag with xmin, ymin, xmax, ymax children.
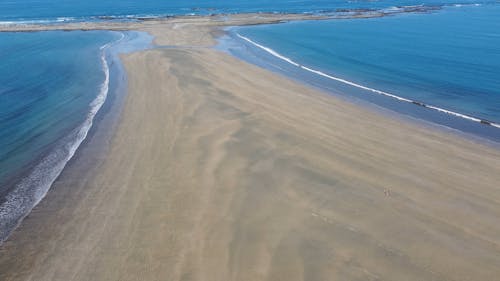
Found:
<box><xmin>234</xmin><ymin>33</ymin><xmax>500</xmax><ymax>130</ymax></box>
<box><xmin>0</xmin><ymin>32</ymin><xmax>123</xmax><ymax>243</ymax></box>
<box><xmin>0</xmin><ymin>29</ymin><xmax>154</xmax><ymax>244</ymax></box>
<box><xmin>0</xmin><ymin>13</ymin><xmax>322</xmax><ymax>246</ymax></box>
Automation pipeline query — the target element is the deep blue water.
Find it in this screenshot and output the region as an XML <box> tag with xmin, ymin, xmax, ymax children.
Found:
<box><xmin>0</xmin><ymin>0</ymin><xmax>497</xmax><ymax>23</ymax></box>
<box><xmin>231</xmin><ymin>4</ymin><xmax>500</xmax><ymax>126</ymax></box>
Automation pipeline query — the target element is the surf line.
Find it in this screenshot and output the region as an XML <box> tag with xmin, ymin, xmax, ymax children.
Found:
<box><xmin>236</xmin><ymin>33</ymin><xmax>500</xmax><ymax>129</ymax></box>
<box><xmin>0</xmin><ymin>32</ymin><xmax>127</xmax><ymax>244</ymax></box>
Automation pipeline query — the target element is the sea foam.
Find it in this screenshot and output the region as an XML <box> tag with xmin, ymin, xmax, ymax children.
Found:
<box><xmin>236</xmin><ymin>33</ymin><xmax>500</xmax><ymax>129</ymax></box>
<box><xmin>0</xmin><ymin>32</ymin><xmax>125</xmax><ymax>243</ymax></box>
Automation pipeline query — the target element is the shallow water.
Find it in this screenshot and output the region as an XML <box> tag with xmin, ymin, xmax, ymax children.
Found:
<box><xmin>0</xmin><ymin>30</ymin><xmax>153</xmax><ymax>242</ymax></box>
<box><xmin>0</xmin><ymin>31</ymin><xmax>118</xmax><ymax>191</ymax></box>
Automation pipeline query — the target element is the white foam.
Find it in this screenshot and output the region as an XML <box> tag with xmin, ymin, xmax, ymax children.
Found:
<box><xmin>0</xmin><ymin>17</ymin><xmax>76</xmax><ymax>26</ymax></box>
<box><xmin>452</xmin><ymin>3</ymin><xmax>482</xmax><ymax>8</ymax></box>
<box><xmin>0</xmin><ymin>32</ymin><xmax>125</xmax><ymax>243</ymax></box>
<box><xmin>236</xmin><ymin>33</ymin><xmax>500</xmax><ymax>129</ymax></box>
<box><xmin>237</xmin><ymin>34</ymin><xmax>299</xmax><ymax>67</ymax></box>
<box><xmin>383</xmin><ymin>6</ymin><xmax>404</xmax><ymax>12</ymax></box>
<box><xmin>55</xmin><ymin>17</ymin><xmax>76</xmax><ymax>22</ymax></box>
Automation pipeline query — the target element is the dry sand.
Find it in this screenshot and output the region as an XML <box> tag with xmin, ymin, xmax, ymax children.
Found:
<box><xmin>1</xmin><ymin>19</ymin><xmax>500</xmax><ymax>281</ymax></box>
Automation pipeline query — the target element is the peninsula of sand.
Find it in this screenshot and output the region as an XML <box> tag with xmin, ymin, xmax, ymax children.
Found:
<box><xmin>1</xmin><ymin>14</ymin><xmax>500</xmax><ymax>281</ymax></box>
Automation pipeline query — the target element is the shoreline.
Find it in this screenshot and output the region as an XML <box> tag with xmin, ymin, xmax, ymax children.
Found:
<box><xmin>233</xmin><ymin>32</ymin><xmax>500</xmax><ymax>129</ymax></box>
<box><xmin>1</xmin><ymin>12</ymin><xmax>500</xmax><ymax>281</ymax></box>
<box><xmin>0</xmin><ymin>30</ymin><xmax>151</xmax><ymax>243</ymax></box>
<box><xmin>218</xmin><ymin>29</ymin><xmax>500</xmax><ymax>144</ymax></box>
<box><xmin>2</xmin><ymin>11</ymin><xmax>497</xmax><ymax>144</ymax></box>
<box><xmin>0</xmin><ymin>13</ymin><xmax>329</xmax><ymax>33</ymax></box>
<box><xmin>0</xmin><ymin>5</ymin><xmax>445</xmax><ymax>30</ymax></box>
<box><xmin>0</xmin><ymin>33</ymin><xmax>116</xmax><ymax>242</ymax></box>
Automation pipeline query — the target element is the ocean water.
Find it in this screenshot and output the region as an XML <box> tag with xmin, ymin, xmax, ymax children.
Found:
<box><xmin>224</xmin><ymin>3</ymin><xmax>500</xmax><ymax>138</ymax></box>
<box><xmin>0</xmin><ymin>0</ymin><xmax>497</xmax><ymax>23</ymax></box>
<box><xmin>0</xmin><ymin>31</ymin><xmax>124</xmax><ymax>241</ymax></box>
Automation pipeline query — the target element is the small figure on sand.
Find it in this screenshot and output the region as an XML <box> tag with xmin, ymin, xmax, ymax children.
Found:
<box><xmin>384</xmin><ymin>188</ymin><xmax>392</xmax><ymax>197</ymax></box>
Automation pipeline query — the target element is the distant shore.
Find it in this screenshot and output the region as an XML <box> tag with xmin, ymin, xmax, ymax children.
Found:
<box><xmin>1</xmin><ymin>11</ymin><xmax>500</xmax><ymax>281</ymax></box>
<box><xmin>0</xmin><ymin>13</ymin><xmax>328</xmax><ymax>33</ymax></box>
<box><xmin>0</xmin><ymin>4</ymin><xmax>444</xmax><ymax>33</ymax></box>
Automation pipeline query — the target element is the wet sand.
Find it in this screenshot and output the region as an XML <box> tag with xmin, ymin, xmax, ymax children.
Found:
<box><xmin>1</xmin><ymin>18</ymin><xmax>500</xmax><ymax>281</ymax></box>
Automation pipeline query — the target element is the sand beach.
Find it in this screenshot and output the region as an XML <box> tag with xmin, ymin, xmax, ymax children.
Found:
<box><xmin>1</xmin><ymin>14</ymin><xmax>500</xmax><ymax>281</ymax></box>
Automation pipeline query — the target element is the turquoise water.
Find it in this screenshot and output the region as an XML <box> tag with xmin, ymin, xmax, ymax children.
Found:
<box><xmin>0</xmin><ymin>31</ymin><xmax>117</xmax><ymax>187</ymax></box>
<box><xmin>230</xmin><ymin>4</ymin><xmax>500</xmax><ymax>127</ymax></box>
<box><xmin>0</xmin><ymin>31</ymin><xmax>121</xmax><ymax>241</ymax></box>
<box><xmin>0</xmin><ymin>0</ymin><xmax>496</xmax><ymax>23</ymax></box>
<box><xmin>0</xmin><ymin>29</ymin><xmax>151</xmax><ymax>242</ymax></box>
